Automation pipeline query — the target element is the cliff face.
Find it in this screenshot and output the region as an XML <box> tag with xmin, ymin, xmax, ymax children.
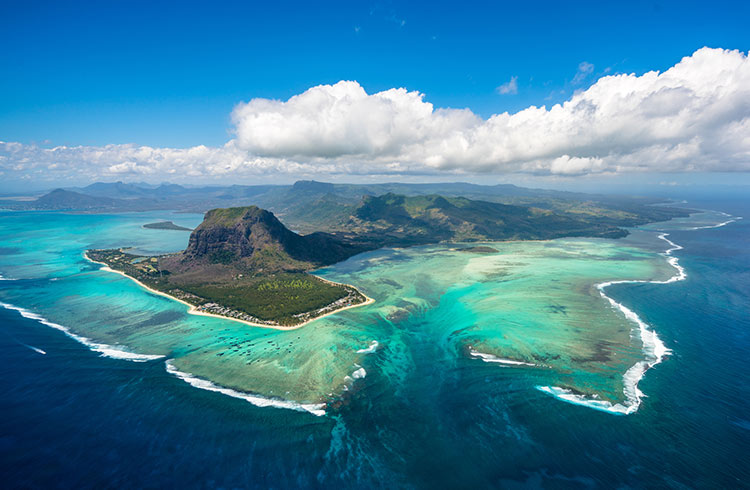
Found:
<box><xmin>181</xmin><ymin>206</ymin><xmax>366</xmax><ymax>272</ymax></box>
<box><xmin>184</xmin><ymin>207</ymin><xmax>295</xmax><ymax>260</ymax></box>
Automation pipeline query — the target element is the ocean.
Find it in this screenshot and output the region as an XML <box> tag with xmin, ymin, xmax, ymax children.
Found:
<box><xmin>1</xmin><ymin>199</ymin><xmax>748</xmax><ymax>488</ymax></box>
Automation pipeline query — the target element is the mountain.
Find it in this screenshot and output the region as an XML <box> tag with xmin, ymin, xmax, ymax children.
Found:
<box><xmin>342</xmin><ymin>193</ymin><xmax>627</xmax><ymax>245</ymax></box>
<box><xmin>290</xmin><ymin>180</ymin><xmax>336</xmax><ymax>194</ymax></box>
<box><xmin>10</xmin><ymin>180</ymin><xmax>689</xmax><ymax>231</ymax></box>
<box><xmin>32</xmin><ymin>189</ymin><xmax>125</xmax><ymax>210</ymax></box>
<box><xmin>167</xmin><ymin>206</ymin><xmax>369</xmax><ymax>274</ymax></box>
<box><xmin>90</xmin><ymin>205</ymin><xmax>373</xmax><ymax>325</ymax></box>
<box><xmin>83</xmin><ymin>196</ymin><xmax>676</xmax><ymax>327</ymax></box>
<box><xmin>82</xmin><ymin>181</ymin><xmax>154</xmax><ymax>199</ymax></box>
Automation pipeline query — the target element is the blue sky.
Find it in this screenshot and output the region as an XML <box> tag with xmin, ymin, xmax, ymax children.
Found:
<box><xmin>2</xmin><ymin>0</ymin><xmax>748</xmax><ymax>148</ymax></box>
<box><xmin>1</xmin><ymin>1</ymin><xmax>749</xmax><ymax>191</ymax></box>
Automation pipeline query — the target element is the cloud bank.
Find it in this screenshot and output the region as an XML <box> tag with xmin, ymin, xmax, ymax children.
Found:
<box><xmin>2</xmin><ymin>47</ymin><xmax>749</xmax><ymax>185</ymax></box>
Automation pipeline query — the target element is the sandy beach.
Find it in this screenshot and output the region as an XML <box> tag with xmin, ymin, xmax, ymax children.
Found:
<box><xmin>84</xmin><ymin>252</ymin><xmax>374</xmax><ymax>331</ymax></box>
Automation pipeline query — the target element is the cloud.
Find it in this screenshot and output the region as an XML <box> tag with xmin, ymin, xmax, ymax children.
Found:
<box><xmin>230</xmin><ymin>48</ymin><xmax>750</xmax><ymax>175</ymax></box>
<box><xmin>496</xmin><ymin>76</ymin><xmax>519</xmax><ymax>95</ymax></box>
<box><xmin>572</xmin><ymin>61</ymin><xmax>594</xmax><ymax>85</ymax></box>
<box><xmin>0</xmin><ymin>141</ymin><xmax>313</xmax><ymax>183</ymax></box>
<box><xmin>2</xmin><ymin>47</ymin><xmax>749</xmax><ymax>184</ymax></box>
<box><xmin>231</xmin><ymin>80</ymin><xmax>479</xmax><ymax>159</ymax></box>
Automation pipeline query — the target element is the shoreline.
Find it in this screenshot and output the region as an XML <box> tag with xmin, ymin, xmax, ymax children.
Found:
<box><xmin>535</xmin><ymin>211</ymin><xmax>741</xmax><ymax>414</ymax></box>
<box><xmin>536</xmin><ymin>232</ymin><xmax>686</xmax><ymax>415</ymax></box>
<box><xmin>83</xmin><ymin>252</ymin><xmax>374</xmax><ymax>331</ymax></box>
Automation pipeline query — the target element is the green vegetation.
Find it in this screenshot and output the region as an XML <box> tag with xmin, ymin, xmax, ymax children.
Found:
<box><xmin>143</xmin><ymin>221</ymin><xmax>192</xmax><ymax>231</ymax></box>
<box><xmin>457</xmin><ymin>246</ymin><xmax>499</xmax><ymax>254</ymax></box>
<box><xmin>179</xmin><ymin>273</ymin><xmax>352</xmax><ymax>324</ymax></box>
<box><xmin>84</xmin><ymin>186</ymin><xmax>690</xmax><ymax>328</ymax></box>
<box><xmin>86</xmin><ymin>248</ymin><xmax>366</xmax><ymax>326</ymax></box>
<box><xmin>343</xmin><ymin>193</ymin><xmax>628</xmax><ymax>246</ymax></box>
<box><xmin>203</xmin><ymin>206</ymin><xmax>263</xmax><ymax>226</ymax></box>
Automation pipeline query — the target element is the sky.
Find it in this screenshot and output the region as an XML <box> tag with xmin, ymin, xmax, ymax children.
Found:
<box><xmin>1</xmin><ymin>0</ymin><xmax>749</xmax><ymax>191</ymax></box>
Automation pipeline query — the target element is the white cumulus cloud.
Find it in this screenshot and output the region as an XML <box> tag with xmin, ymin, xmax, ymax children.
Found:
<box><xmin>2</xmin><ymin>47</ymin><xmax>749</xmax><ymax>185</ymax></box>
<box><xmin>230</xmin><ymin>47</ymin><xmax>750</xmax><ymax>175</ymax></box>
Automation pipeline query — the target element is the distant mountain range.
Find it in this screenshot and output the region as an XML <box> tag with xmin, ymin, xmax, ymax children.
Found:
<box><xmin>83</xmin><ymin>194</ymin><xmax>689</xmax><ymax>326</ymax></box>
<box><xmin>342</xmin><ymin>193</ymin><xmax>628</xmax><ymax>245</ymax></box>
<box><xmin>0</xmin><ymin>180</ymin><xmax>690</xmax><ymax>238</ymax></box>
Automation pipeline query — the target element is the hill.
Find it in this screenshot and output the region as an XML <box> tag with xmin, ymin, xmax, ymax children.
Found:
<box><xmin>7</xmin><ymin>180</ymin><xmax>690</xmax><ymax>232</ymax></box>
<box><xmin>341</xmin><ymin>193</ymin><xmax>627</xmax><ymax>245</ymax></box>
<box><xmin>33</xmin><ymin>189</ymin><xmax>125</xmax><ymax>210</ymax></box>
<box><xmin>88</xmin><ymin>206</ymin><xmax>371</xmax><ymax>327</ymax></box>
<box><xmin>85</xmin><ymin>194</ymin><xmax>682</xmax><ymax>328</ymax></box>
<box><xmin>172</xmin><ymin>206</ymin><xmax>370</xmax><ymax>273</ymax></box>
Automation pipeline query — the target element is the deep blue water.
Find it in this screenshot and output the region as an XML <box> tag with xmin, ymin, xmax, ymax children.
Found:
<box><xmin>1</xmin><ymin>199</ymin><xmax>749</xmax><ymax>488</ymax></box>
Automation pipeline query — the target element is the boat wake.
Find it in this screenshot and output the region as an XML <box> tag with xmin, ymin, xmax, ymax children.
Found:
<box><xmin>0</xmin><ymin>302</ymin><xmax>164</xmax><ymax>362</ymax></box>
<box><xmin>164</xmin><ymin>360</ymin><xmax>326</xmax><ymax>416</ymax></box>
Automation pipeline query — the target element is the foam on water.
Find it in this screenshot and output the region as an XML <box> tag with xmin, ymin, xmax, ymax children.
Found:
<box><xmin>342</xmin><ymin>364</ymin><xmax>368</xmax><ymax>392</ymax></box>
<box><xmin>689</xmin><ymin>213</ymin><xmax>742</xmax><ymax>230</ymax></box>
<box><xmin>537</xmin><ymin>386</ymin><xmax>633</xmax><ymax>414</ymax></box>
<box><xmin>0</xmin><ymin>302</ymin><xmax>165</xmax><ymax>362</ymax></box>
<box><xmin>164</xmin><ymin>360</ymin><xmax>327</xmax><ymax>417</ymax></box>
<box><xmin>356</xmin><ymin>340</ymin><xmax>379</xmax><ymax>354</ymax></box>
<box><xmin>537</xmin><ymin>232</ymin><xmax>685</xmax><ymax>415</ymax></box>
<box><xmin>468</xmin><ymin>347</ymin><xmax>537</xmax><ymax>367</ymax></box>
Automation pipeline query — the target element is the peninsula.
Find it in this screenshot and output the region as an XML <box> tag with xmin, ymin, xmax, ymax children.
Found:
<box><xmin>84</xmin><ymin>190</ymin><xmax>689</xmax><ymax>329</ymax></box>
<box><xmin>87</xmin><ymin>206</ymin><xmax>372</xmax><ymax>328</ymax></box>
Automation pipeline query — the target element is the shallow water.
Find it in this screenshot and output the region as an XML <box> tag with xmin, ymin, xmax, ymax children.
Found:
<box><xmin>1</xmin><ymin>204</ymin><xmax>748</xmax><ymax>487</ymax></box>
<box><xmin>0</xmin><ymin>209</ymin><xmax>677</xmax><ymax>408</ymax></box>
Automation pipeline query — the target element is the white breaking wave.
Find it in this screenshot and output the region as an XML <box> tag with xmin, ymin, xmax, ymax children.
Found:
<box><xmin>468</xmin><ymin>347</ymin><xmax>537</xmax><ymax>367</ymax></box>
<box><xmin>164</xmin><ymin>360</ymin><xmax>326</xmax><ymax>416</ymax></box>
<box><xmin>342</xmin><ymin>364</ymin><xmax>367</xmax><ymax>392</ymax></box>
<box><xmin>689</xmin><ymin>212</ymin><xmax>742</xmax><ymax>230</ymax></box>
<box><xmin>0</xmin><ymin>302</ymin><xmax>164</xmax><ymax>362</ymax></box>
<box><xmin>356</xmin><ymin>340</ymin><xmax>379</xmax><ymax>354</ymax></box>
<box><xmin>538</xmin><ymin>232</ymin><xmax>686</xmax><ymax>415</ymax></box>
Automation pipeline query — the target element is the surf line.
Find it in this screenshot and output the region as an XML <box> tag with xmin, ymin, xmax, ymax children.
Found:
<box><xmin>537</xmin><ymin>232</ymin><xmax>686</xmax><ymax>415</ymax></box>
<box><xmin>690</xmin><ymin>212</ymin><xmax>742</xmax><ymax>230</ymax></box>
<box><xmin>468</xmin><ymin>346</ymin><xmax>538</xmax><ymax>367</ymax></box>
<box><xmin>164</xmin><ymin>360</ymin><xmax>327</xmax><ymax>417</ymax></box>
<box><xmin>164</xmin><ymin>357</ymin><xmax>371</xmax><ymax>417</ymax></box>
<box><xmin>0</xmin><ymin>301</ymin><xmax>164</xmax><ymax>362</ymax></box>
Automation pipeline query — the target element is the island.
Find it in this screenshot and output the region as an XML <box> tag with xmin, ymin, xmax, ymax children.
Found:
<box><xmin>84</xmin><ymin>190</ymin><xmax>689</xmax><ymax>330</ymax></box>
<box><xmin>456</xmin><ymin>246</ymin><xmax>499</xmax><ymax>254</ymax></box>
<box><xmin>143</xmin><ymin>221</ymin><xmax>193</xmax><ymax>231</ymax></box>
<box><xmin>87</xmin><ymin>206</ymin><xmax>372</xmax><ymax>328</ymax></box>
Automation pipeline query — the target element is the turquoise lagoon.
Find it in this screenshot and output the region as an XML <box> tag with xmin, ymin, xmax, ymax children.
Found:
<box><xmin>0</xmin><ymin>208</ymin><xmax>723</xmax><ymax>416</ymax></box>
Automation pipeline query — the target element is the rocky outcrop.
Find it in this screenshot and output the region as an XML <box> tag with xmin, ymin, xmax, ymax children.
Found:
<box><xmin>180</xmin><ymin>206</ymin><xmax>367</xmax><ymax>272</ymax></box>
